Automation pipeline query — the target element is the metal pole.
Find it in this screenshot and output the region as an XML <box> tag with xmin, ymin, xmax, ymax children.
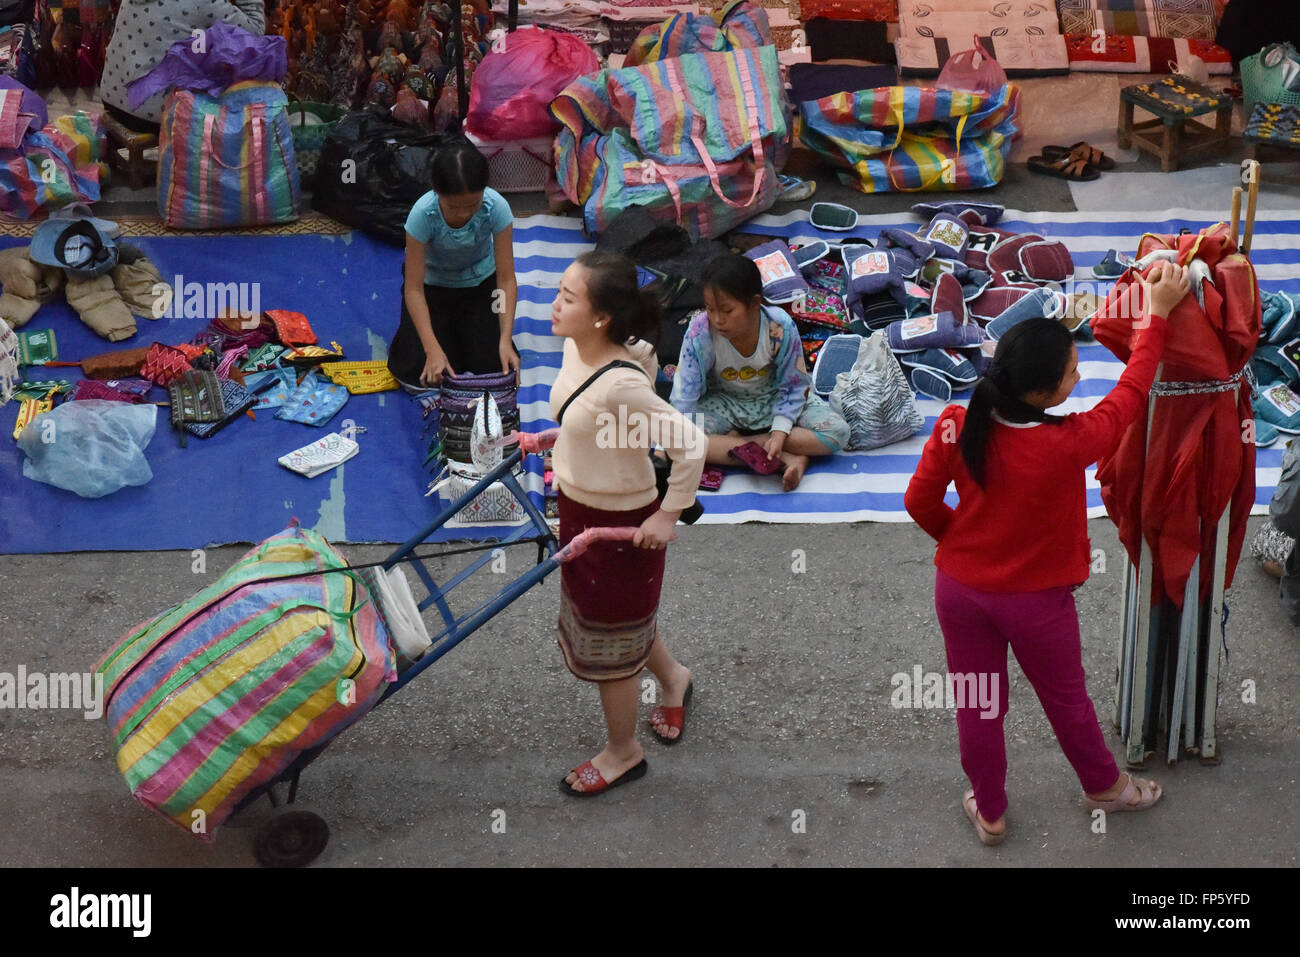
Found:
<box><xmin>1200</xmin><ymin>506</ymin><xmax>1231</xmax><ymax>763</ymax></box>
<box><xmin>1125</xmin><ymin>363</ymin><xmax>1163</xmax><ymax>768</ymax></box>
<box><xmin>1167</xmin><ymin>553</ymin><xmax>1198</xmax><ymax>764</ymax></box>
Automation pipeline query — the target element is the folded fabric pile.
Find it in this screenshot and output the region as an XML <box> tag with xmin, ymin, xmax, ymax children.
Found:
<box><xmin>895</xmin><ymin>0</ymin><xmax>1068</xmax><ymax>76</ymax></box>
<box><xmin>798</xmin><ymin>0</ymin><xmax>896</xmax><ymax>65</ymax></box>
<box><xmin>1058</xmin><ymin>0</ymin><xmax>1232</xmax><ymax>75</ymax></box>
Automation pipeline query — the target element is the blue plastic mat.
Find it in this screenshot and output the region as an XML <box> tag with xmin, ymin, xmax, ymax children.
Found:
<box><xmin>2</xmin><ymin>209</ymin><xmax>1294</xmax><ymax>553</ymax></box>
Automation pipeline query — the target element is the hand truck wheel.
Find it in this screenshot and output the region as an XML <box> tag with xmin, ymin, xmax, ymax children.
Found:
<box><xmin>253</xmin><ymin>805</ymin><xmax>330</xmax><ymax>868</ymax></box>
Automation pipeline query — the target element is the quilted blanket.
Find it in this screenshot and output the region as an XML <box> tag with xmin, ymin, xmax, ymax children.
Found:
<box><xmin>1056</xmin><ymin>0</ymin><xmax>1219</xmax><ymax>40</ymax></box>
<box><xmin>894</xmin><ymin>0</ymin><xmax>1068</xmax><ymax>76</ymax></box>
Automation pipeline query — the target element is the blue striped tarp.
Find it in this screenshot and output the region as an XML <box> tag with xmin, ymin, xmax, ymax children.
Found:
<box><xmin>511</xmin><ymin>208</ymin><xmax>1298</xmax><ymax>524</ymax></box>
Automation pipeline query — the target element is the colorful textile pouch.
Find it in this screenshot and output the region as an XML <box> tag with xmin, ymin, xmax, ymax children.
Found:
<box><xmin>140</xmin><ymin>342</ymin><xmax>192</xmax><ymax>387</ymax></box>
<box><xmin>241</xmin><ymin>342</ymin><xmax>286</xmax><ymax>372</ymax></box>
<box><xmin>279</xmin><ymin>431</ymin><xmax>361</xmax><ymax>478</ymax></box>
<box><xmin>265</xmin><ymin>309</ymin><xmax>317</xmax><ymax>347</ymax></box>
<box><xmin>167</xmin><ymin>369</ymin><xmax>225</xmax><ymax>445</ymax></box>
<box><xmin>275</xmin><ymin>372</ymin><xmax>349</xmax><ymax>426</ymax></box>
<box><xmin>10</xmin><ymin>378</ymin><xmax>72</xmax><ymax>401</ymax></box>
<box><xmin>746</xmin><ymin>240</ymin><xmax>809</xmax><ymax>303</ymax></box>
<box><xmin>199</xmin><ymin>316</ymin><xmax>272</xmax><ymax>354</ymax></box>
<box><xmin>187</xmin><ymin>378</ymin><xmax>256</xmax><ymax>439</ymax></box>
<box><xmin>320</xmin><ymin>360</ymin><xmax>398</xmax><ymax>394</ymax></box>
<box><xmin>886</xmin><ymin>311</ymin><xmax>985</xmax><ymax>352</ymax></box>
<box><xmin>244</xmin><ymin>367</ymin><xmax>300</xmax><ymax>409</ymax></box>
<box><xmin>12</xmin><ymin>397</ymin><xmax>52</xmax><ymax>439</ymax></box>
<box><xmin>283</xmin><ymin>341</ymin><xmax>344</xmax><ymax>367</ymax></box>
<box><xmin>71</xmin><ymin>379</ymin><xmax>146</xmax><ymax>403</ymax></box>
<box><xmin>17</xmin><ymin>328</ymin><xmax>57</xmax><ymax>367</ymax></box>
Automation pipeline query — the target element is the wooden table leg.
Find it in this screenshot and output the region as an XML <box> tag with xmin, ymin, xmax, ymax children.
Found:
<box><xmin>1216</xmin><ymin>105</ymin><xmax>1232</xmax><ymax>140</ymax></box>
<box><xmin>1118</xmin><ymin>98</ymin><xmax>1134</xmax><ymax>150</ymax></box>
<box><xmin>1163</xmin><ymin>120</ymin><xmax>1182</xmax><ymax>172</ymax></box>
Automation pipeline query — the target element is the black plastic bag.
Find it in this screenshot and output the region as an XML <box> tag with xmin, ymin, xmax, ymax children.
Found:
<box><xmin>311</xmin><ymin>107</ymin><xmax>470</xmax><ymax>246</ymax></box>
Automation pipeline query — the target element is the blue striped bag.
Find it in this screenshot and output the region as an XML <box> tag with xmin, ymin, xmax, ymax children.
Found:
<box><xmin>158</xmin><ymin>79</ymin><xmax>300</xmax><ymax>229</ymax></box>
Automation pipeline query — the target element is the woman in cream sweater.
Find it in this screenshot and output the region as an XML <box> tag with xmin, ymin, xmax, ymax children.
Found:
<box><xmin>547</xmin><ymin>250</ymin><xmax>707</xmax><ymax>796</ymax></box>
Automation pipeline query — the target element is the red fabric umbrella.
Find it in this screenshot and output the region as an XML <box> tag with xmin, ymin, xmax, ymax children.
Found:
<box><xmin>1092</xmin><ymin>223</ymin><xmax>1260</xmax><ymax>609</ymax></box>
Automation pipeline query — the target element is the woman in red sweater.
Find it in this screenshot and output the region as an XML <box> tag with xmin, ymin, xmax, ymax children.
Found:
<box><xmin>905</xmin><ymin>261</ymin><xmax>1189</xmax><ymax>845</ymax></box>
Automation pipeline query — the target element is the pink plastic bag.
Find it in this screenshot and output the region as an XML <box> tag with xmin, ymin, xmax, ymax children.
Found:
<box><xmin>466</xmin><ymin>26</ymin><xmax>600</xmax><ymax>141</ymax></box>
<box><xmin>937</xmin><ymin>35</ymin><xmax>1007</xmax><ymax>95</ymax></box>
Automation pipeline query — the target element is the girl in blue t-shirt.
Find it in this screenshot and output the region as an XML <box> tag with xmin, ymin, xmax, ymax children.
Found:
<box><xmin>387</xmin><ymin>142</ymin><xmax>520</xmax><ymax>388</ymax></box>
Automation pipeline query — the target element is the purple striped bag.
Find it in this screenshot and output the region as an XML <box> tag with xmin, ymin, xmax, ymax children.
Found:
<box><xmin>158</xmin><ymin>79</ymin><xmax>300</xmax><ymax>229</ymax></box>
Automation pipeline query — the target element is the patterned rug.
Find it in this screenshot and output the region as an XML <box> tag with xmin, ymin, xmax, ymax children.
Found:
<box><xmin>0</xmin><ymin>210</ymin><xmax>353</xmax><ymax>239</ymax></box>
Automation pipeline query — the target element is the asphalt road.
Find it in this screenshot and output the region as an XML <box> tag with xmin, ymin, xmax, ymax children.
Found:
<box><xmin>0</xmin><ymin>516</ymin><xmax>1294</xmax><ymax>867</ymax></box>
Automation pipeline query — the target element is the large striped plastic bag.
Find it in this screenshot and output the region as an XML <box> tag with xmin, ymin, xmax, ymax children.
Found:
<box><xmin>94</xmin><ymin>521</ymin><xmax>396</xmax><ymax>840</ymax></box>
<box><xmin>157</xmin><ymin>79</ymin><xmax>300</xmax><ymax>229</ymax></box>
<box><xmin>552</xmin><ymin>45</ymin><xmax>791</xmax><ymax>241</ymax></box>
<box><xmin>797</xmin><ymin>84</ymin><xmax>1020</xmax><ymax>193</ymax></box>
<box><xmin>624</xmin><ymin>0</ymin><xmax>771</xmax><ymax>67</ymax></box>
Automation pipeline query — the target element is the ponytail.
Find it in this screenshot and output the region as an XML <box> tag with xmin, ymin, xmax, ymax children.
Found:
<box><xmin>575</xmin><ymin>250</ymin><xmax>661</xmax><ymax>348</ymax></box>
<box><xmin>959</xmin><ymin>317</ymin><xmax>1073</xmax><ymax>487</ymax></box>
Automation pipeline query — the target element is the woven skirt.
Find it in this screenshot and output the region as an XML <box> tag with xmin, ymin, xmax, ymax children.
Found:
<box><xmin>556</xmin><ymin>491</ymin><xmax>665</xmax><ymax>681</ymax></box>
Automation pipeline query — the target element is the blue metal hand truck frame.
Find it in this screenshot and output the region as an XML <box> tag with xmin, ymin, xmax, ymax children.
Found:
<box><xmin>234</xmin><ymin>448</ymin><xmax>618</xmax><ymax>866</ymax></box>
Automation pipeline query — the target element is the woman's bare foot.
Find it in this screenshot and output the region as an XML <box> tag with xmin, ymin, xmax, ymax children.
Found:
<box><xmin>562</xmin><ymin>742</ymin><xmax>646</xmax><ymax>793</ymax></box>
<box><xmin>779</xmin><ymin>452</ymin><xmax>808</xmax><ymax>491</ymax></box>
<box><xmin>650</xmin><ymin>665</ymin><xmax>692</xmax><ymax>741</ymax></box>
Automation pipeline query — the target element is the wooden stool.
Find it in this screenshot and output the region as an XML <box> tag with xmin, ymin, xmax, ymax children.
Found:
<box><xmin>102</xmin><ymin>112</ymin><xmax>158</xmax><ymax>191</ymax></box>
<box><xmin>1118</xmin><ymin>77</ymin><xmax>1233</xmax><ymax>172</ymax></box>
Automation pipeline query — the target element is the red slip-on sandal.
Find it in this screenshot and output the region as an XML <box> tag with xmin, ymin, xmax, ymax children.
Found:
<box><xmin>649</xmin><ymin>681</ymin><xmax>694</xmax><ymax>745</ymax></box>
<box><xmin>558</xmin><ymin>758</ymin><xmax>648</xmax><ymax>797</ymax></box>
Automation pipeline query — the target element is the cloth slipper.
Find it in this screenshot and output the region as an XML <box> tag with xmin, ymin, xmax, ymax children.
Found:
<box><xmin>1263</xmin><ymin>291</ymin><xmax>1299</xmax><ymax>345</ymax></box>
<box><xmin>1027</xmin><ymin>152</ymin><xmax>1099</xmax><ymax>182</ymax></box>
<box><xmin>1083</xmin><ymin>773</ymin><xmax>1162</xmax><ymax>812</ymax></box>
<box><xmin>776</xmin><ymin>173</ymin><xmax>816</xmax><ymax>202</ymax></box>
<box><xmin>649</xmin><ymin>681</ymin><xmax>694</xmax><ymax>745</ymax></box>
<box><xmin>910</xmin><ymin>366</ymin><xmax>952</xmax><ymax>402</ymax></box>
<box><xmin>911</xmin><ymin>200</ymin><xmax>1005</xmax><ymax>226</ymax></box>
<box><xmin>1043</xmin><ymin>141</ymin><xmax>1116</xmax><ymax>171</ymax></box>
<box><xmin>1091</xmin><ymin>248</ymin><xmax>1134</xmax><ymax>279</ymax></box>
<box><xmin>986</xmin><ymin>287</ymin><xmax>1066</xmax><ymax>341</ymax></box>
<box><xmin>1255</xmin><ymin>419</ymin><xmax>1280</xmax><ymax>448</ymax></box>
<box><xmin>811</xmin><ymin>334</ymin><xmax>863</xmax><ymax>395</ymax></box>
<box><xmin>559</xmin><ymin>758</ymin><xmax>648</xmax><ymax>797</ymax></box>
<box><xmin>962</xmin><ymin>789</ymin><xmax>1006</xmax><ymax>846</ymax></box>
<box><xmin>1254</xmin><ymin>380</ymin><xmax>1300</xmax><ymax>434</ymax></box>
<box><xmin>902</xmin><ymin>347</ymin><xmax>979</xmax><ymax>387</ymax></box>
<box><xmin>887</xmin><ymin>311</ymin><xmax>985</xmax><ymax>353</ymax></box>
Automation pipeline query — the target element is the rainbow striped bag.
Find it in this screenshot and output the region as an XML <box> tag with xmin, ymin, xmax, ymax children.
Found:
<box><xmin>797</xmin><ymin>85</ymin><xmax>1020</xmax><ymax>194</ymax></box>
<box><xmin>95</xmin><ymin>521</ymin><xmax>395</xmax><ymax>840</ymax></box>
<box><xmin>624</xmin><ymin>0</ymin><xmax>771</xmax><ymax>67</ymax></box>
<box><xmin>157</xmin><ymin>79</ymin><xmax>300</xmax><ymax>229</ymax></box>
<box><xmin>552</xmin><ymin>45</ymin><xmax>791</xmax><ymax>242</ymax></box>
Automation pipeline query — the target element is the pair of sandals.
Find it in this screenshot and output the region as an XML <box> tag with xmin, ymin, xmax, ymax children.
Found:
<box><xmin>1027</xmin><ymin>141</ymin><xmax>1117</xmax><ymax>182</ymax></box>
<box><xmin>963</xmin><ymin>773</ymin><xmax>1163</xmax><ymax>846</ymax></box>
<box><xmin>560</xmin><ymin>682</ymin><xmax>695</xmax><ymax>798</ymax></box>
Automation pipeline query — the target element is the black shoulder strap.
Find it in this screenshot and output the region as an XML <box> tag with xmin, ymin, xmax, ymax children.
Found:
<box><xmin>556</xmin><ymin>359</ymin><xmax>645</xmax><ymax>425</ymax></box>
